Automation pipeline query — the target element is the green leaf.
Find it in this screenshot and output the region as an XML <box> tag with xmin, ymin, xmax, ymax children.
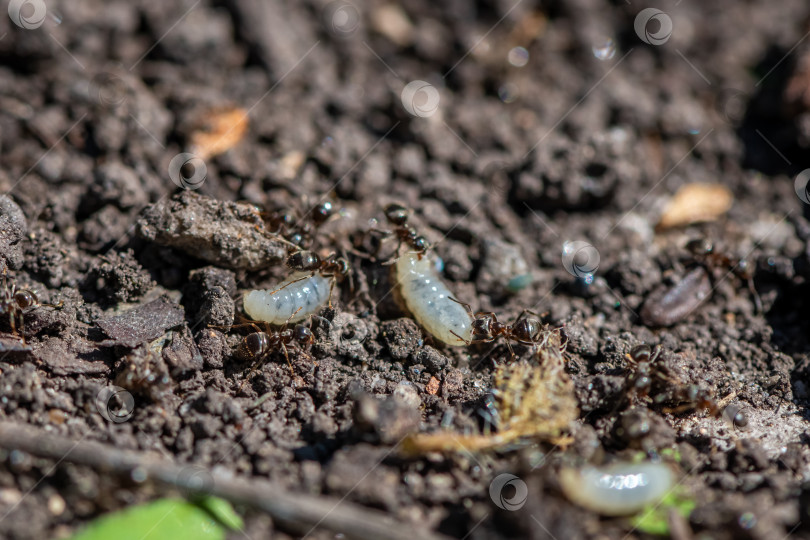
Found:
<box><xmin>629</xmin><ymin>491</ymin><xmax>696</xmax><ymax>536</ymax></box>
<box><xmin>195</xmin><ymin>495</ymin><xmax>244</xmax><ymax>531</ymax></box>
<box><xmin>67</xmin><ymin>497</ymin><xmax>242</xmax><ymax>540</ymax></box>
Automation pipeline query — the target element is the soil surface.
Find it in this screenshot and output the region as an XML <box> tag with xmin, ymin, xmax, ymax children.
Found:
<box><xmin>1</xmin><ymin>0</ymin><xmax>810</xmax><ymax>538</ymax></box>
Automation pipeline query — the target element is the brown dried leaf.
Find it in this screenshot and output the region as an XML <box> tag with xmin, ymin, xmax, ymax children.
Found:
<box><xmin>657</xmin><ymin>183</ymin><xmax>733</xmax><ymax>230</ymax></box>
<box><xmin>370</xmin><ymin>4</ymin><xmax>413</xmax><ymax>47</ymax></box>
<box><xmin>189</xmin><ymin>107</ymin><xmax>249</xmax><ymax>160</ymax></box>
<box><xmin>401</xmin><ymin>329</ymin><xmax>577</xmax><ymax>455</ymax></box>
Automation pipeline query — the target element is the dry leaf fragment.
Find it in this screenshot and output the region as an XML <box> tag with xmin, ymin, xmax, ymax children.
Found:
<box><xmin>370</xmin><ymin>4</ymin><xmax>413</xmax><ymax>47</ymax></box>
<box><xmin>277</xmin><ymin>150</ymin><xmax>306</xmax><ymax>181</ymax></box>
<box><xmin>402</xmin><ymin>329</ymin><xmax>577</xmax><ymax>455</ymax></box>
<box><xmin>657</xmin><ymin>183</ymin><xmax>733</xmax><ymax>230</ymax></box>
<box><xmin>189</xmin><ymin>106</ymin><xmax>249</xmax><ymax>160</ymax></box>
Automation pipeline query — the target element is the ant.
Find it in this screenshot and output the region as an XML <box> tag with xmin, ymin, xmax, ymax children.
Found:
<box><xmin>372</xmin><ymin>203</ymin><xmax>430</xmax><ymax>262</ymax></box>
<box><xmin>264</xmin><ymin>201</ymin><xmax>335</xmax><ymax>250</ymax></box>
<box><xmin>236</xmin><ymin>307</ymin><xmax>315</xmax><ymax>383</ymax></box>
<box><xmin>1</xmin><ymin>275</ymin><xmax>57</xmax><ymax>342</ymax></box>
<box><xmin>622</xmin><ymin>344</ymin><xmax>718</xmax><ymax>415</ymax></box>
<box><xmin>449</xmin><ymin>298</ymin><xmax>550</xmax><ymax>359</ymax></box>
<box><xmin>272</xmin><ymin>250</ymin><xmax>351</xmax><ymax>306</ymax></box>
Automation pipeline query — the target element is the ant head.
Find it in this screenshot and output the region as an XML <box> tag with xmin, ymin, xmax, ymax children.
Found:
<box><xmin>293</xmin><ymin>324</ymin><xmax>313</xmax><ymax>345</ymax></box>
<box><xmin>312</xmin><ymin>202</ymin><xmax>333</xmax><ymax>225</ymax></box>
<box><xmin>628</xmin><ymin>344</ymin><xmax>652</xmax><ymax>363</ymax></box>
<box><xmin>472</xmin><ymin>315</ymin><xmax>493</xmax><ymax>338</ymax></box>
<box><xmin>287</xmin><ymin>251</ymin><xmax>321</xmax><ymax>271</ymax></box>
<box><xmin>244</xmin><ymin>332</ymin><xmax>270</xmax><ymax>357</ymax></box>
<box><xmin>412</xmin><ymin>236</ymin><xmax>430</xmax><ymax>252</ymax></box>
<box><xmin>335</xmin><ymin>257</ymin><xmax>350</xmax><ymax>276</ymax></box>
<box><xmin>686</xmin><ymin>238</ymin><xmax>713</xmax><ymax>257</ymax></box>
<box><xmin>13</xmin><ymin>290</ymin><xmax>37</xmax><ymax>309</ymax></box>
<box><xmin>384</xmin><ymin>203</ymin><xmax>409</xmax><ymax>226</ymax></box>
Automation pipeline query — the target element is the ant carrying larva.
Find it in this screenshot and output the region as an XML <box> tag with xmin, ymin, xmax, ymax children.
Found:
<box><xmin>448</xmin><ymin>300</ymin><xmax>560</xmax><ymax>359</ymax></box>
<box><xmin>373</xmin><ymin>203</ymin><xmax>473</xmax><ymax>346</ymax></box>
<box><xmin>377</xmin><ymin>203</ymin><xmax>430</xmax><ymax>261</ymax></box>
<box><xmin>243</xmin><ymin>249</ymin><xmax>350</xmax><ymax>325</ymax></box>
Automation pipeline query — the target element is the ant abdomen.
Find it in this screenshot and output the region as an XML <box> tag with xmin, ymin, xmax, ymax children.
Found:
<box><xmin>238</xmin><ymin>331</ymin><xmax>271</xmax><ymax>360</ymax></box>
<box><xmin>287</xmin><ymin>251</ymin><xmax>321</xmax><ymax>272</ymax></box>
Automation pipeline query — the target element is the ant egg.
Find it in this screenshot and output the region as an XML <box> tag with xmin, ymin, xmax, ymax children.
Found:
<box><xmin>244</xmin><ymin>272</ymin><xmax>332</xmax><ymax>325</ymax></box>
<box><xmin>559</xmin><ymin>461</ymin><xmax>674</xmax><ymax>516</ymax></box>
<box><xmin>394</xmin><ymin>253</ymin><xmax>472</xmax><ymax>346</ymax></box>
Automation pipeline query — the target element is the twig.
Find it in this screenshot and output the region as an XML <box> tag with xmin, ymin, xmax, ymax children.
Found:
<box><xmin>0</xmin><ymin>422</ymin><xmax>450</xmax><ymax>540</ymax></box>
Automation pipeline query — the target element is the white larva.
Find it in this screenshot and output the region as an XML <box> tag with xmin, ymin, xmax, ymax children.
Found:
<box><xmin>243</xmin><ymin>272</ymin><xmax>332</xmax><ymax>325</ymax></box>
<box><xmin>559</xmin><ymin>461</ymin><xmax>675</xmax><ymax>516</ymax></box>
<box><xmin>394</xmin><ymin>253</ymin><xmax>473</xmax><ymax>346</ymax></box>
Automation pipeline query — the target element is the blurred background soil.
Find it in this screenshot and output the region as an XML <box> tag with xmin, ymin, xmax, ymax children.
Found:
<box><xmin>1</xmin><ymin>0</ymin><xmax>810</xmax><ymax>538</ymax></box>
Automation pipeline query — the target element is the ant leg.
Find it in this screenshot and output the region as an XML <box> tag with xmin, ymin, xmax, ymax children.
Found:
<box><xmin>281</xmin><ymin>306</ymin><xmax>304</xmax><ymax>330</ymax></box>
<box><xmin>269</xmin><ymin>275</ymin><xmax>311</xmax><ymax>296</ymax></box>
<box><xmin>239</xmin><ymin>352</ymin><xmax>269</xmax><ymax>392</ymax></box>
<box><xmin>505</xmin><ymin>340</ymin><xmax>515</xmax><ymax>361</ymax></box>
<box><xmin>8</xmin><ymin>310</ymin><xmax>25</xmax><ymax>345</ymax></box>
<box><xmin>380</xmin><ymin>240</ymin><xmax>403</xmax><ymax>266</ymax></box>
<box><xmin>327</xmin><ymin>276</ymin><xmax>337</xmax><ymax>308</ymax></box>
<box><xmin>449</xmin><ymin>329</ymin><xmax>472</xmax><ymax>346</ymax></box>
<box><xmin>280</xmin><ymin>342</ymin><xmax>294</xmax><ymax>376</ymax></box>
<box><xmin>514</xmin><ymin>309</ymin><xmax>545</xmax><ymax>325</ymax></box>
<box><xmin>368</xmin><ymin>228</ymin><xmax>394</xmax><ymax>238</ymax></box>
<box><xmin>449</xmin><ymin>296</ymin><xmax>475</xmax><ymax>320</ymax></box>
<box><xmin>339</xmin><ymin>248</ymin><xmax>356</xmax><ymax>296</ymax></box>
<box><xmin>217</xmin><ymin>321</ymin><xmax>263</xmax><ymax>333</ymax></box>
<box><xmin>347</xmin><ymin>267</ymin><xmax>355</xmax><ymax>296</ymax></box>
<box><xmin>473</xmin><ymin>310</ymin><xmax>498</xmax><ymax>322</ymax></box>
<box><xmin>347</xmin><ymin>247</ymin><xmax>376</xmax><ymax>262</ymax></box>
<box><xmin>746</xmin><ymin>276</ymin><xmax>763</xmax><ymax>314</ymax></box>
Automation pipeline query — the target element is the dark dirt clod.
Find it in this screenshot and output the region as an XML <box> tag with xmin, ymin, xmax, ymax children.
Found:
<box><xmin>83</xmin><ymin>250</ymin><xmax>154</xmax><ymax>305</ymax></box>
<box><xmin>161</xmin><ymin>326</ymin><xmax>204</xmax><ymax>376</ymax></box>
<box><xmin>0</xmin><ymin>196</ymin><xmax>27</xmax><ymax>272</ymax></box>
<box><xmin>353</xmin><ymin>387</ymin><xmax>421</xmax><ymax>444</ymax></box>
<box><xmin>182</xmin><ymin>266</ymin><xmax>237</xmax><ymax>329</ymax></box>
<box><xmin>136</xmin><ymin>191</ymin><xmax>286</xmax><ymax>270</ymax></box>
<box><xmin>97</xmin><ymin>297</ymin><xmax>186</xmax><ymax>348</ymax></box>
<box><xmin>381</xmin><ymin>318</ymin><xmax>422</xmax><ymax>361</ymax></box>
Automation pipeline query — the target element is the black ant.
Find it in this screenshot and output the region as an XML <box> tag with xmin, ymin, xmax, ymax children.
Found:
<box><xmin>449</xmin><ymin>298</ymin><xmax>551</xmax><ymax>359</ymax></box>
<box><xmin>263</xmin><ymin>201</ymin><xmax>335</xmax><ymax>250</ymax></box>
<box><xmin>371</xmin><ymin>203</ymin><xmax>430</xmax><ymax>261</ymax></box>
<box><xmin>1</xmin><ymin>275</ymin><xmax>57</xmax><ymax>342</ymax></box>
<box><xmin>640</xmin><ymin>238</ymin><xmax>762</xmax><ymax>327</ymax></box>
<box><xmin>623</xmin><ymin>344</ymin><xmax>719</xmax><ymax>415</ymax></box>
<box><xmin>236</xmin><ymin>307</ymin><xmax>315</xmax><ymax>383</ymax></box>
